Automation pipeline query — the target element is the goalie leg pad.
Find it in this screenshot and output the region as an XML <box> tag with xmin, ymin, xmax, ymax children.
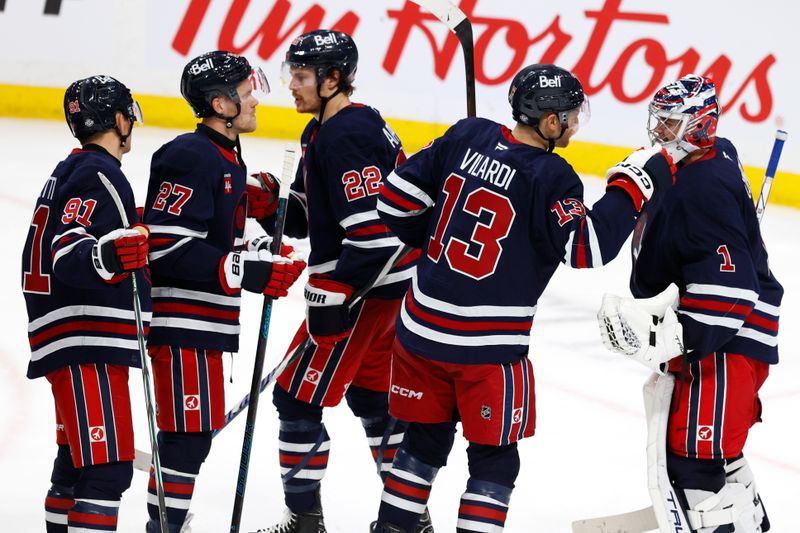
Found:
<box><xmin>643</xmin><ymin>372</ymin><xmax>692</xmax><ymax>532</ymax></box>
<box><xmin>682</xmin><ymin>483</ymin><xmax>758</xmax><ymax>532</ymax></box>
<box><xmin>725</xmin><ymin>455</ymin><xmax>770</xmax><ymax>531</ymax></box>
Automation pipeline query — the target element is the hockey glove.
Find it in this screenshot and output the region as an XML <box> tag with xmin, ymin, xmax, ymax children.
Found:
<box><xmin>247</xmin><ymin>171</ymin><xmax>280</xmax><ymax>220</ymax></box>
<box><xmin>597</xmin><ymin>283</ymin><xmax>685</xmax><ymax>374</ymax></box>
<box><xmin>605</xmin><ymin>146</ymin><xmax>677</xmax><ymax>211</ymax></box>
<box><xmin>92</xmin><ymin>224</ymin><xmax>150</xmax><ymax>282</ymax></box>
<box><xmin>246</xmin><ymin>234</ymin><xmax>297</xmax><ymax>259</ymax></box>
<box><xmin>219</xmin><ymin>249</ymin><xmax>306</xmax><ymax>298</ymax></box>
<box><xmin>304</xmin><ymin>274</ymin><xmax>355</xmax><ymax>349</ymax></box>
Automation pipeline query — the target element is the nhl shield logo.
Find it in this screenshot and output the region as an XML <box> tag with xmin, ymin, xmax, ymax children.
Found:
<box><xmin>480</xmin><ymin>405</ymin><xmax>492</xmax><ymax>420</ymax></box>
<box><xmin>304</xmin><ymin>369</ymin><xmax>321</xmax><ymax>383</ymax></box>
<box><xmin>89</xmin><ymin>426</ymin><xmax>106</xmax><ymax>442</ymax></box>
<box><xmin>698</xmin><ymin>426</ymin><xmax>713</xmax><ymax>441</ymax></box>
<box><xmin>184</xmin><ymin>395</ymin><xmax>200</xmax><ymax>411</ymax></box>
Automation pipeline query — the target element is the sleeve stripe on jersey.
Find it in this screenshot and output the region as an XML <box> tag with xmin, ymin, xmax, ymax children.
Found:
<box><xmin>380</xmin><ymin>183</ymin><xmax>429</xmax><ymax>213</ymax></box>
<box><xmin>152</xmin><ymin>302</ymin><xmax>240</xmax><ymax>321</ymax></box>
<box><xmin>373</xmin><ymin>267</ymin><xmax>416</xmax><ymax>288</ymax></box>
<box><xmin>342</xmin><ymin>236</ymin><xmax>402</xmax><ymax>249</ymax></box>
<box><xmin>412</xmin><ymin>276</ymin><xmax>536</xmax><ymax>318</ymax></box>
<box><xmin>405</xmin><ymin>293</ymin><xmax>533</xmax><ymax>332</ymax></box>
<box><xmin>386</xmin><ymin>171</ymin><xmax>434</xmax><ymax>207</ymax></box>
<box><xmin>150</xmin><ymin>237</ymin><xmax>192</xmax><ymax>261</ymax></box>
<box><xmin>147</xmin><ymin>225</ymin><xmax>208</xmax><ymax>238</ymax></box>
<box><xmin>399</xmin><ymin>303</ymin><xmax>530</xmax><ymax>347</ymax></box>
<box><xmin>347</xmin><ymin>224</ymin><xmax>392</xmax><ymax>238</ymax></box>
<box><xmin>149</xmin><ymin>316</ymin><xmax>241</xmax><ymax>335</ymax></box>
<box><xmin>52</xmin><ymin>235</ymin><xmax>95</xmax><ymax>267</ymax></box>
<box><xmin>151</xmin><ymin>287</ymin><xmax>240</xmax><ymax>307</ymax></box>
<box><xmin>736</xmin><ymin>327</ymin><xmax>778</xmax><ymax>347</ymax></box>
<box><xmin>29</xmin><ymin>305</ymin><xmax>151</xmax><ymax>332</ymax></box>
<box><xmin>754</xmin><ymin>299</ymin><xmax>780</xmax><ymax>315</ymax></box>
<box><xmin>308</xmin><ymin>259</ymin><xmax>338</xmax><ymax>275</ymax></box>
<box><xmin>684</xmin><ymin>283</ymin><xmax>759</xmax><ymax>302</ymax></box>
<box><xmin>744</xmin><ymin>312</ymin><xmax>779</xmax><ymax>332</ymax></box>
<box><xmin>377</xmin><ymin>199</ymin><xmax>422</xmax><ymax>218</ymax></box>
<box><xmin>340</xmin><ymin>210</ymin><xmax>380</xmax><ymax>228</ymax></box>
<box><xmin>586</xmin><ymin>217</ymin><xmax>604</xmax><ymax>267</ymax></box>
<box><xmin>52</xmin><ymin>227</ymin><xmax>91</xmax><ymax>244</ymax></box>
<box><xmin>679</xmin><ymin>297</ymin><xmax>754</xmax><ymax>317</ymax></box>
<box><xmin>677</xmin><ymin>310</ymin><xmax>745</xmax><ymax>329</ymax></box>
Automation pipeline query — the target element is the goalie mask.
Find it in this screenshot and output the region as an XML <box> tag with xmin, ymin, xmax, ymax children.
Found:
<box><xmin>647</xmin><ymin>74</ymin><xmax>719</xmax><ymax>157</ymax></box>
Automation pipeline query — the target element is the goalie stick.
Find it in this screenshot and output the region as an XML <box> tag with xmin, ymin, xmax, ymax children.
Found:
<box><xmin>96</xmin><ymin>171</ymin><xmax>169</xmax><ymax>533</ymax></box>
<box><xmin>230</xmin><ymin>145</ymin><xmax>296</xmax><ymax>532</ymax></box>
<box><xmin>571</xmin><ymin>129</ymin><xmax>789</xmax><ymax>533</ymax></box>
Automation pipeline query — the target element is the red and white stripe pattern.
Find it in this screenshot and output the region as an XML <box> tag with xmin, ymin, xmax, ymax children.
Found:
<box><xmin>147</xmin><ymin>224</ymin><xmax>208</xmax><ymax>262</ymax></box>
<box><xmin>52</xmin><ymin>227</ymin><xmax>95</xmax><ymax>267</ymax></box>
<box><xmin>47</xmin><ymin>364</ymin><xmax>134</xmax><ymax>469</ymax></box>
<box><xmin>377</xmin><ymin>170</ymin><xmax>434</xmax><ymax>218</ymax></box>
<box><xmin>147</xmin><ymin>465</ymin><xmax>196</xmax><ymax>528</ymax></box>
<box><xmin>279</xmin><ymin>424</ymin><xmax>330</xmax><ymax>498</ymax></box>
<box><xmin>150</xmin><ymin>287</ymin><xmax>241</xmax><ymax>338</ymax></box>
<box><xmin>678</xmin><ymin>283</ymin><xmax>758</xmax><ymax>331</ymax></box>
<box><xmin>380</xmin><ymin>450</ymin><xmax>437</xmax><ymax>517</ymax></box>
<box><xmin>45</xmin><ymin>485</ymin><xmax>74</xmax><ymax>529</ymax></box>
<box><xmin>340</xmin><ymin>210</ymin><xmax>402</xmax><ymax>250</ymax></box>
<box><xmin>149</xmin><ymin>345</ymin><xmax>225</xmax><ymax>432</ymax></box>
<box><xmin>457</xmin><ymin>484</ymin><xmax>510</xmax><ymax>532</ymax></box>
<box><xmin>68</xmin><ymin>498</ymin><xmax>119</xmax><ymax>531</ymax></box>
<box><xmin>564</xmin><ymin>216</ymin><xmax>603</xmax><ymax>269</ymax></box>
<box><xmin>29</xmin><ymin>305</ymin><xmax>151</xmax><ymax>364</ymax></box>
<box><xmin>400</xmin><ymin>276</ymin><xmax>535</xmax><ymax>349</ymax></box>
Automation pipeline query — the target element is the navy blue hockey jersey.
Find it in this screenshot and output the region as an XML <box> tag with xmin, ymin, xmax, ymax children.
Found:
<box><xmin>143</xmin><ymin>125</ymin><xmax>248</xmax><ymax>352</ymax></box>
<box><xmin>631</xmin><ymin>138</ymin><xmax>782</xmax><ymax>364</ymax></box>
<box><xmin>378</xmin><ymin>117</ymin><xmax>641</xmax><ymax>364</ymax></box>
<box><xmin>282</xmin><ymin>104</ymin><xmax>415</xmax><ymax>297</ymax></box>
<box><xmin>22</xmin><ymin>146</ymin><xmax>151</xmax><ymax>379</ymax></box>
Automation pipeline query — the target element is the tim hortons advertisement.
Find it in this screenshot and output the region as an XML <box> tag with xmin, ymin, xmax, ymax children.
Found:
<box><xmin>0</xmin><ymin>0</ymin><xmax>796</xmax><ymax>171</ymax></box>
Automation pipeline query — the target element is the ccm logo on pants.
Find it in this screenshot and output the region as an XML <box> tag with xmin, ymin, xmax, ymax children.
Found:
<box><xmin>391</xmin><ymin>385</ymin><xmax>423</xmax><ymax>399</ymax></box>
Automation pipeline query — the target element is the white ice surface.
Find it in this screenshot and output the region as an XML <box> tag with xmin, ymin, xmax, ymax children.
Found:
<box><xmin>1</xmin><ymin>118</ymin><xmax>797</xmax><ymax>532</ymax></box>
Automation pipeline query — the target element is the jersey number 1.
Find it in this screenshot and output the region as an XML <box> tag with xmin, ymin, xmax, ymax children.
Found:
<box><xmin>23</xmin><ymin>205</ymin><xmax>52</xmax><ymax>294</ymax></box>
<box><xmin>427</xmin><ymin>173</ymin><xmax>515</xmax><ymax>280</ymax></box>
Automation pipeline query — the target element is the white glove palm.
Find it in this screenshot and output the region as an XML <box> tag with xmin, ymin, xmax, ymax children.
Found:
<box><xmin>597</xmin><ymin>283</ymin><xmax>685</xmax><ymax>374</ymax></box>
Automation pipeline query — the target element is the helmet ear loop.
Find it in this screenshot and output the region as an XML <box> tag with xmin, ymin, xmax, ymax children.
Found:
<box><xmin>114</xmin><ymin>116</ymin><xmax>134</xmax><ymax>148</ymax></box>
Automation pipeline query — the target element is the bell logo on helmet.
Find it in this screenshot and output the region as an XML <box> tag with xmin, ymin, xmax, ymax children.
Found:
<box><xmin>539</xmin><ymin>75</ymin><xmax>562</xmax><ymax>88</ymax></box>
<box><xmin>189</xmin><ymin>57</ymin><xmax>214</xmax><ymax>76</ymax></box>
<box><xmin>313</xmin><ymin>32</ymin><xmax>338</xmax><ymax>47</ymax></box>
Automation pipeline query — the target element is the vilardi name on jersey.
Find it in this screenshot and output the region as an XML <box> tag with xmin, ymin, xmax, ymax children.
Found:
<box><xmin>144</xmin><ymin>125</ymin><xmax>248</xmax><ymax>352</ymax></box>
<box><xmin>22</xmin><ymin>146</ymin><xmax>151</xmax><ymax>379</ymax></box>
<box><xmin>631</xmin><ymin>137</ymin><xmax>782</xmax><ymax>364</ymax></box>
<box><xmin>378</xmin><ymin>117</ymin><xmax>642</xmax><ymax>365</ymax></box>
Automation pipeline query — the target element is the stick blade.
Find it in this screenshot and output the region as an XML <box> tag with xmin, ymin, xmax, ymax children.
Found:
<box><xmin>572</xmin><ymin>506</ymin><xmax>658</xmax><ymax>533</ymax></box>
<box><xmin>409</xmin><ymin>0</ymin><xmax>466</xmax><ymax>30</ymax></box>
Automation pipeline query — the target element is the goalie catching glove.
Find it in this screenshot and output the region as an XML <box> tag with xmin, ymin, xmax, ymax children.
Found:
<box><xmin>606</xmin><ymin>145</ymin><xmax>679</xmax><ymax>211</ymax></box>
<box><xmin>220</xmin><ymin>248</ymin><xmax>306</xmax><ymax>298</ymax></box>
<box><xmin>304</xmin><ymin>274</ymin><xmax>355</xmax><ymax>349</ymax></box>
<box><xmin>597</xmin><ymin>283</ymin><xmax>685</xmax><ymax>373</ymax></box>
<box><xmin>92</xmin><ymin>224</ymin><xmax>149</xmax><ymax>282</ymax></box>
<box><xmin>247</xmin><ymin>171</ymin><xmax>280</xmax><ymax>220</ymax></box>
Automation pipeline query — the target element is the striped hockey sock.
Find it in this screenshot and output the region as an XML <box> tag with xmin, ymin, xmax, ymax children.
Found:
<box><xmin>456</xmin><ymin>479</ymin><xmax>512</xmax><ymax>532</ymax></box>
<box><xmin>45</xmin><ymin>485</ymin><xmax>74</xmax><ymax>532</ymax></box>
<box><xmin>68</xmin><ymin>498</ymin><xmax>119</xmax><ymax>532</ymax></box>
<box><xmin>147</xmin><ymin>465</ymin><xmax>196</xmax><ymax>530</ymax></box>
<box><xmin>361</xmin><ymin>415</ymin><xmax>406</xmax><ymax>480</ymax></box>
<box><xmin>279</xmin><ymin>420</ymin><xmax>330</xmax><ymax>513</ymax></box>
<box><xmin>377</xmin><ymin>449</ymin><xmax>438</xmax><ymax>531</ymax></box>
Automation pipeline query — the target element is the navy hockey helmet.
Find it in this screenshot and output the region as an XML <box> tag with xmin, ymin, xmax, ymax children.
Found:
<box><xmin>63</xmin><ymin>75</ymin><xmax>143</xmax><ymax>141</ymax></box>
<box><xmin>282</xmin><ymin>30</ymin><xmax>358</xmax><ymax>92</ymax></box>
<box><xmin>180</xmin><ymin>50</ymin><xmax>269</xmax><ymax>120</ymax></box>
<box><xmin>647</xmin><ymin>74</ymin><xmax>719</xmax><ymax>156</ymax></box>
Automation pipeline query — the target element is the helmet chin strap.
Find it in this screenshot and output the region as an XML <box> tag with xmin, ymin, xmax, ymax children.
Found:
<box><xmin>114</xmin><ymin>118</ymin><xmax>134</xmax><ymax>147</ymax></box>
<box><xmin>217</xmin><ymin>103</ymin><xmax>242</xmax><ymax>129</ymax></box>
<box><xmin>316</xmin><ymin>85</ymin><xmax>342</xmax><ymax>124</ymax></box>
<box><xmin>533</xmin><ymin>120</ymin><xmax>567</xmax><ymax>153</ymax></box>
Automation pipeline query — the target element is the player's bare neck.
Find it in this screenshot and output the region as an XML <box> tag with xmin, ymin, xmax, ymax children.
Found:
<box><xmin>320</xmin><ymin>94</ymin><xmax>351</xmax><ymax>124</ymax></box>
<box><xmin>512</xmin><ymin>123</ymin><xmax>548</xmax><ymax>150</ymax></box>
<box><xmin>202</xmin><ymin>117</ymin><xmax>239</xmax><ymax>142</ymax></box>
<box><xmin>85</xmin><ymin>131</ymin><xmax>124</xmax><ymax>162</ymax></box>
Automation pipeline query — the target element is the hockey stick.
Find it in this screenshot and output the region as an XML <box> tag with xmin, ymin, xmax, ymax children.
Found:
<box><xmin>96</xmin><ymin>171</ymin><xmax>169</xmax><ymax>533</ymax></box>
<box><xmin>230</xmin><ymin>146</ymin><xmax>296</xmax><ymax>532</ymax></box>
<box><xmin>131</xmin><ymin>243</ymin><xmax>413</xmax><ymax>472</ymax></box>
<box><xmin>571</xmin><ymin>129</ymin><xmax>789</xmax><ymax>533</ymax></box>
<box><xmin>411</xmin><ymin>0</ymin><xmax>476</xmax><ymax>117</ymax></box>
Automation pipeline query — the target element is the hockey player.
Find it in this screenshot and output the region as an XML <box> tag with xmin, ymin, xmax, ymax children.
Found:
<box><xmin>141</xmin><ymin>51</ymin><xmax>306</xmax><ymax>532</ymax></box>
<box><xmin>370</xmin><ymin>63</ymin><xmax>681</xmax><ymax>532</ymax></box>
<box><xmin>597</xmin><ymin>75</ymin><xmax>781</xmax><ymax>532</ymax></box>
<box><xmin>249</xmin><ymin>30</ymin><xmax>420</xmax><ymax>533</ymax></box>
<box><xmin>22</xmin><ymin>75</ymin><xmax>148</xmax><ymax>532</ymax></box>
